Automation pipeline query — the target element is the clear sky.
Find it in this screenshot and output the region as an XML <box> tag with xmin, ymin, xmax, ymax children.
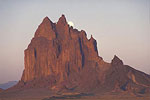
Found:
<box><xmin>0</xmin><ymin>0</ymin><xmax>149</xmax><ymax>84</ymax></box>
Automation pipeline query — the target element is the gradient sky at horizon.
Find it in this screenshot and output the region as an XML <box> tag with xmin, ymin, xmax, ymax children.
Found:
<box><xmin>0</xmin><ymin>0</ymin><xmax>149</xmax><ymax>84</ymax></box>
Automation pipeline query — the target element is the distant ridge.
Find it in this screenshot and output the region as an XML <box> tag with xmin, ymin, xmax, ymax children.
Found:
<box><xmin>0</xmin><ymin>81</ymin><xmax>17</xmax><ymax>90</ymax></box>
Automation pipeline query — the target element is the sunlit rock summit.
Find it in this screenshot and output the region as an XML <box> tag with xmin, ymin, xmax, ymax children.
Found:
<box><xmin>13</xmin><ymin>15</ymin><xmax>150</xmax><ymax>94</ymax></box>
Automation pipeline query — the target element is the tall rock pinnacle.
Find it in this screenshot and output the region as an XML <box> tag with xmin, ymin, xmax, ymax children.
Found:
<box><xmin>56</xmin><ymin>14</ymin><xmax>70</xmax><ymax>40</ymax></box>
<box><xmin>16</xmin><ymin>15</ymin><xmax>150</xmax><ymax>94</ymax></box>
<box><xmin>57</xmin><ymin>14</ymin><xmax>67</xmax><ymax>26</ymax></box>
<box><xmin>111</xmin><ymin>55</ymin><xmax>123</xmax><ymax>66</ymax></box>
<box><xmin>20</xmin><ymin>15</ymin><xmax>103</xmax><ymax>90</ymax></box>
<box><xmin>34</xmin><ymin>16</ymin><xmax>56</xmax><ymax>40</ymax></box>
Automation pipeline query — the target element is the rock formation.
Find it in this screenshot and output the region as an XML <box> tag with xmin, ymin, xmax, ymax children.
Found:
<box><xmin>14</xmin><ymin>15</ymin><xmax>150</xmax><ymax>94</ymax></box>
<box><xmin>0</xmin><ymin>88</ymin><xmax>3</xmax><ymax>93</ymax></box>
<box><xmin>105</xmin><ymin>55</ymin><xmax>150</xmax><ymax>93</ymax></box>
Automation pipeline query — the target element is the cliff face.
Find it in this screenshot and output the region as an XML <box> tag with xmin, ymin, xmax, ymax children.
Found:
<box><xmin>20</xmin><ymin>15</ymin><xmax>106</xmax><ymax>91</ymax></box>
<box><xmin>17</xmin><ymin>15</ymin><xmax>150</xmax><ymax>94</ymax></box>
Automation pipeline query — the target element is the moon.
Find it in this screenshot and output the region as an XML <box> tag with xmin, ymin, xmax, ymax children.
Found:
<box><xmin>68</xmin><ymin>21</ymin><xmax>74</xmax><ymax>27</ymax></box>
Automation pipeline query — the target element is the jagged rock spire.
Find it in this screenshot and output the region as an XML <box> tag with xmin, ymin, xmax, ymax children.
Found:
<box><xmin>111</xmin><ymin>55</ymin><xmax>123</xmax><ymax>66</ymax></box>
<box><xmin>43</xmin><ymin>16</ymin><xmax>51</xmax><ymax>23</ymax></box>
<box><xmin>16</xmin><ymin>15</ymin><xmax>150</xmax><ymax>96</ymax></box>
<box><xmin>34</xmin><ymin>16</ymin><xmax>56</xmax><ymax>40</ymax></box>
<box><xmin>57</xmin><ymin>14</ymin><xmax>67</xmax><ymax>26</ymax></box>
<box><xmin>21</xmin><ymin>14</ymin><xmax>101</xmax><ymax>84</ymax></box>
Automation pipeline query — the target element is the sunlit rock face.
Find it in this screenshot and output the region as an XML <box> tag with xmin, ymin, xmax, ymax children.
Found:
<box><xmin>15</xmin><ymin>15</ymin><xmax>150</xmax><ymax>94</ymax></box>
<box><xmin>20</xmin><ymin>15</ymin><xmax>106</xmax><ymax>91</ymax></box>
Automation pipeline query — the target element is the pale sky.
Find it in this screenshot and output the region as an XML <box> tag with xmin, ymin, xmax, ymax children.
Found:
<box><xmin>0</xmin><ymin>0</ymin><xmax>150</xmax><ymax>84</ymax></box>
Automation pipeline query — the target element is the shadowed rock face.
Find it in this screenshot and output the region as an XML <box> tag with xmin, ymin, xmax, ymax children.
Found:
<box><xmin>104</xmin><ymin>55</ymin><xmax>150</xmax><ymax>93</ymax></box>
<box><xmin>13</xmin><ymin>15</ymin><xmax>150</xmax><ymax>94</ymax></box>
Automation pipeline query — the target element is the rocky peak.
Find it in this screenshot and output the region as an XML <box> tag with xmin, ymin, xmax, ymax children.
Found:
<box><xmin>16</xmin><ymin>15</ymin><xmax>150</xmax><ymax>95</ymax></box>
<box><xmin>57</xmin><ymin>14</ymin><xmax>67</xmax><ymax>26</ymax></box>
<box><xmin>34</xmin><ymin>16</ymin><xmax>56</xmax><ymax>40</ymax></box>
<box><xmin>21</xmin><ymin>15</ymin><xmax>101</xmax><ymax>84</ymax></box>
<box><xmin>111</xmin><ymin>55</ymin><xmax>123</xmax><ymax>66</ymax></box>
<box><xmin>89</xmin><ymin>35</ymin><xmax>98</xmax><ymax>53</ymax></box>
<box><xmin>43</xmin><ymin>16</ymin><xmax>51</xmax><ymax>23</ymax></box>
<box><xmin>56</xmin><ymin>14</ymin><xmax>70</xmax><ymax>40</ymax></box>
<box><xmin>90</xmin><ymin>35</ymin><xmax>94</xmax><ymax>41</ymax></box>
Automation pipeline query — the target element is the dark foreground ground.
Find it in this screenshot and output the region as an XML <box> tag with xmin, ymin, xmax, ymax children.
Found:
<box><xmin>0</xmin><ymin>88</ymin><xmax>150</xmax><ymax>100</ymax></box>
<box><xmin>43</xmin><ymin>93</ymin><xmax>150</xmax><ymax>100</ymax></box>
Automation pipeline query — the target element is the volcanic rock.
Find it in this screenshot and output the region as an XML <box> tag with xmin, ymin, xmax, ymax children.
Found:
<box><xmin>104</xmin><ymin>55</ymin><xmax>150</xmax><ymax>93</ymax></box>
<box><xmin>18</xmin><ymin>15</ymin><xmax>103</xmax><ymax>92</ymax></box>
<box><xmin>13</xmin><ymin>15</ymin><xmax>150</xmax><ymax>94</ymax></box>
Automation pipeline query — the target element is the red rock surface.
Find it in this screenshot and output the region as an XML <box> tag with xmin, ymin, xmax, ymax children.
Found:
<box><xmin>0</xmin><ymin>88</ymin><xmax>3</xmax><ymax>93</ymax></box>
<box><xmin>14</xmin><ymin>15</ymin><xmax>150</xmax><ymax>94</ymax></box>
